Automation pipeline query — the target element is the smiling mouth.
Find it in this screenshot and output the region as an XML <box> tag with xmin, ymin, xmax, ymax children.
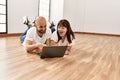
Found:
<box><xmin>59</xmin><ymin>32</ymin><xmax>63</xmax><ymax>34</ymax></box>
<box><xmin>59</xmin><ymin>32</ymin><xmax>65</xmax><ymax>36</ymax></box>
<box><xmin>39</xmin><ymin>30</ymin><xmax>44</xmax><ymax>33</ymax></box>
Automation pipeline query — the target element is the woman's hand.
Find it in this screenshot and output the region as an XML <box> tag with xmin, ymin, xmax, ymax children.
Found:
<box><xmin>65</xmin><ymin>46</ymin><xmax>72</xmax><ymax>55</ymax></box>
<box><xmin>65</xmin><ymin>50</ymin><xmax>70</xmax><ymax>55</ymax></box>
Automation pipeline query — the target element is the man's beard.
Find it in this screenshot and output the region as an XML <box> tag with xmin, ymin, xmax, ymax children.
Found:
<box><xmin>39</xmin><ymin>30</ymin><xmax>45</xmax><ymax>33</ymax></box>
<box><xmin>37</xmin><ymin>30</ymin><xmax>46</xmax><ymax>37</ymax></box>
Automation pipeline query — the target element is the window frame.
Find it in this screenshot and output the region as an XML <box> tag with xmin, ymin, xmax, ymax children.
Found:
<box><xmin>0</xmin><ymin>0</ymin><xmax>7</xmax><ymax>34</ymax></box>
<box><xmin>38</xmin><ymin>0</ymin><xmax>51</xmax><ymax>22</ymax></box>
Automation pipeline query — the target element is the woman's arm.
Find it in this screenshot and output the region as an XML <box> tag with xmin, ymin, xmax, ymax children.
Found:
<box><xmin>45</xmin><ymin>38</ymin><xmax>51</xmax><ymax>46</ymax></box>
<box><xmin>50</xmin><ymin>40</ymin><xmax>58</xmax><ymax>46</ymax></box>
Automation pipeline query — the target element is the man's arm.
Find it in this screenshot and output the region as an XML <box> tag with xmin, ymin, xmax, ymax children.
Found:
<box><xmin>24</xmin><ymin>39</ymin><xmax>42</xmax><ymax>53</ymax></box>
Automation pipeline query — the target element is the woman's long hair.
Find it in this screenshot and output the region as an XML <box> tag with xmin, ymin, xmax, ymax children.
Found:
<box><xmin>57</xmin><ymin>19</ymin><xmax>75</xmax><ymax>43</ymax></box>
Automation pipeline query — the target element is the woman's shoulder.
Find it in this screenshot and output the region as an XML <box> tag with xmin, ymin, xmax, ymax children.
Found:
<box><xmin>52</xmin><ymin>31</ymin><xmax>57</xmax><ymax>34</ymax></box>
<box><xmin>45</xmin><ymin>28</ymin><xmax>52</xmax><ymax>35</ymax></box>
<box><xmin>51</xmin><ymin>31</ymin><xmax>58</xmax><ymax>42</ymax></box>
<box><xmin>52</xmin><ymin>31</ymin><xmax>58</xmax><ymax>37</ymax></box>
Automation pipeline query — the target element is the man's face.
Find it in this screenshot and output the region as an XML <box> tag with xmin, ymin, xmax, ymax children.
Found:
<box><xmin>36</xmin><ymin>19</ymin><xmax>46</xmax><ymax>36</ymax></box>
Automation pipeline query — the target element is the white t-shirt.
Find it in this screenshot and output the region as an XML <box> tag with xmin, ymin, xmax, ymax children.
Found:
<box><xmin>23</xmin><ymin>27</ymin><xmax>52</xmax><ymax>46</ymax></box>
<box><xmin>51</xmin><ymin>31</ymin><xmax>75</xmax><ymax>46</ymax></box>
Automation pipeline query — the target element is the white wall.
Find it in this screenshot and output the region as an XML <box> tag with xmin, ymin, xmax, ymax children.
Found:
<box><xmin>63</xmin><ymin>0</ymin><xmax>120</xmax><ymax>34</ymax></box>
<box><xmin>63</xmin><ymin>0</ymin><xmax>85</xmax><ymax>32</ymax></box>
<box><xmin>50</xmin><ymin>0</ymin><xmax>64</xmax><ymax>27</ymax></box>
<box><xmin>8</xmin><ymin>0</ymin><xmax>38</xmax><ymax>33</ymax></box>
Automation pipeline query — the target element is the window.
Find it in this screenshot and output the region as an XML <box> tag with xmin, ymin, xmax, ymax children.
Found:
<box><xmin>38</xmin><ymin>0</ymin><xmax>50</xmax><ymax>21</ymax></box>
<box><xmin>0</xmin><ymin>0</ymin><xmax>7</xmax><ymax>33</ymax></box>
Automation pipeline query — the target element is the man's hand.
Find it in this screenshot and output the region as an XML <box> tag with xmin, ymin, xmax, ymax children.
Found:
<box><xmin>35</xmin><ymin>43</ymin><xmax>47</xmax><ymax>53</ymax></box>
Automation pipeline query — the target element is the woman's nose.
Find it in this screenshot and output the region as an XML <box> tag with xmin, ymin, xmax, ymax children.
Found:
<box><xmin>58</xmin><ymin>27</ymin><xmax>62</xmax><ymax>31</ymax></box>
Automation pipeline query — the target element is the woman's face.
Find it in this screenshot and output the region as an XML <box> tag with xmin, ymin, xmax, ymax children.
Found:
<box><xmin>58</xmin><ymin>25</ymin><xmax>67</xmax><ymax>37</ymax></box>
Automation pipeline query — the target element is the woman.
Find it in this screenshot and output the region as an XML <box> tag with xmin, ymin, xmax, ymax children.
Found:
<box><xmin>50</xmin><ymin>19</ymin><xmax>75</xmax><ymax>55</ymax></box>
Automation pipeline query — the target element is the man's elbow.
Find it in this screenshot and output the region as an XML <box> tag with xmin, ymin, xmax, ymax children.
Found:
<box><xmin>25</xmin><ymin>46</ymin><xmax>31</xmax><ymax>53</ymax></box>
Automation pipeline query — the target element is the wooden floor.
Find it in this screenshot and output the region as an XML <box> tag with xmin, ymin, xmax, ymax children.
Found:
<box><xmin>0</xmin><ymin>33</ymin><xmax>120</xmax><ymax>80</ymax></box>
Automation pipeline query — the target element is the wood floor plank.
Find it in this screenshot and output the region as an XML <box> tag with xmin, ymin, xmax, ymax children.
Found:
<box><xmin>0</xmin><ymin>33</ymin><xmax>120</xmax><ymax>80</ymax></box>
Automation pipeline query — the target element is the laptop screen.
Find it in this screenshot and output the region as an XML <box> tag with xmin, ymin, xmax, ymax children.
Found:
<box><xmin>40</xmin><ymin>46</ymin><xmax>67</xmax><ymax>58</ymax></box>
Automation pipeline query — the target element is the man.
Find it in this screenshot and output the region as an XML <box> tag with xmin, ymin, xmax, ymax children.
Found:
<box><xmin>23</xmin><ymin>16</ymin><xmax>51</xmax><ymax>53</ymax></box>
<box><xmin>20</xmin><ymin>16</ymin><xmax>32</xmax><ymax>43</ymax></box>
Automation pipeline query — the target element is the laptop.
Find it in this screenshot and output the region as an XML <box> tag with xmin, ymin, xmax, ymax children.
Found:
<box><xmin>40</xmin><ymin>46</ymin><xmax>67</xmax><ymax>59</ymax></box>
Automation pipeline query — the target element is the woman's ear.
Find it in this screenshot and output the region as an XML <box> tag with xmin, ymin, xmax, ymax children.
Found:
<box><xmin>34</xmin><ymin>24</ymin><xmax>37</xmax><ymax>27</ymax></box>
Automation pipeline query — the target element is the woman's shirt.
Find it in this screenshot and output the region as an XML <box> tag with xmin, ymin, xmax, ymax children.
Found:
<box><xmin>51</xmin><ymin>31</ymin><xmax>75</xmax><ymax>46</ymax></box>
